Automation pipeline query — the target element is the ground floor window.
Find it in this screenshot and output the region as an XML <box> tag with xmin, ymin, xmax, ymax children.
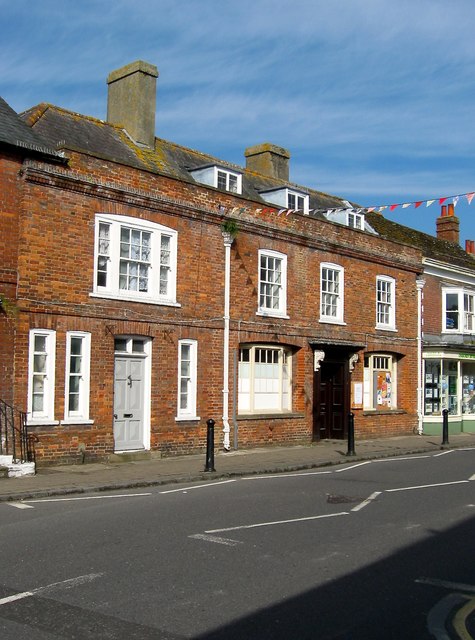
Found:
<box><xmin>65</xmin><ymin>332</ymin><xmax>91</xmax><ymax>421</ymax></box>
<box><xmin>424</xmin><ymin>359</ymin><xmax>458</xmax><ymax>416</ymax></box>
<box><xmin>238</xmin><ymin>345</ymin><xmax>291</xmax><ymax>413</ymax></box>
<box><xmin>28</xmin><ymin>329</ymin><xmax>56</xmax><ymax>422</ymax></box>
<box><xmin>177</xmin><ymin>340</ymin><xmax>198</xmax><ymax>420</ymax></box>
<box><xmin>363</xmin><ymin>354</ymin><xmax>396</xmax><ymax>409</ymax></box>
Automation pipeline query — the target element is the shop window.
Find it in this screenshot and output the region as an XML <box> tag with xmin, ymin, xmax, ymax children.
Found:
<box><xmin>238</xmin><ymin>345</ymin><xmax>291</xmax><ymax>414</ymax></box>
<box><xmin>364</xmin><ymin>354</ymin><xmax>396</xmax><ymax>409</ymax></box>
<box><xmin>462</xmin><ymin>362</ymin><xmax>475</xmax><ymax>415</ymax></box>
<box><xmin>424</xmin><ymin>359</ymin><xmax>459</xmax><ymax>416</ymax></box>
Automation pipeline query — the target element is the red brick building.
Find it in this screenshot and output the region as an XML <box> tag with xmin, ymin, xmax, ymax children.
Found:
<box><xmin>1</xmin><ymin>61</ymin><xmax>427</xmax><ymax>465</ymax></box>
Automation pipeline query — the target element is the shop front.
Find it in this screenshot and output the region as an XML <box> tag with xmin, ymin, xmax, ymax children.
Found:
<box><xmin>422</xmin><ymin>350</ymin><xmax>475</xmax><ymax>434</ymax></box>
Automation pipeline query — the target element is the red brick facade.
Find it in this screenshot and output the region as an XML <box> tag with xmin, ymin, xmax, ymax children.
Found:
<box><xmin>0</xmin><ymin>145</ymin><xmax>423</xmax><ymax>464</ymax></box>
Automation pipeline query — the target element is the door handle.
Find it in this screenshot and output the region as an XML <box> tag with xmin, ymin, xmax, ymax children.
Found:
<box><xmin>124</xmin><ymin>413</ymin><xmax>133</xmax><ymax>418</ymax></box>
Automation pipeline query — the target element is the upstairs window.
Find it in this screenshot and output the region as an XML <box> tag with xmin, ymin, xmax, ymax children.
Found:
<box><xmin>260</xmin><ymin>188</ymin><xmax>309</xmax><ymax>214</ymax></box>
<box><xmin>258</xmin><ymin>250</ymin><xmax>288</xmax><ymax>317</ymax></box>
<box><xmin>320</xmin><ymin>263</ymin><xmax>344</xmax><ymax>323</ymax></box>
<box><xmin>93</xmin><ymin>214</ymin><xmax>178</xmax><ymax>306</ymax></box>
<box><xmin>376</xmin><ymin>276</ymin><xmax>396</xmax><ymax>330</ymax></box>
<box><xmin>443</xmin><ymin>289</ymin><xmax>475</xmax><ymax>333</ymax></box>
<box><xmin>347</xmin><ymin>211</ymin><xmax>365</xmax><ymax>229</ymax></box>
<box><xmin>190</xmin><ymin>166</ymin><xmax>242</xmax><ymax>194</ymax></box>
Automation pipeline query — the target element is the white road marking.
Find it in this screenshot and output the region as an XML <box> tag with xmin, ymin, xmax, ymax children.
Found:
<box><xmin>386</xmin><ymin>480</ymin><xmax>469</xmax><ymax>493</ymax></box>
<box><xmin>375</xmin><ymin>455</ymin><xmax>430</xmax><ymax>462</ymax></box>
<box><xmin>189</xmin><ymin>533</ymin><xmax>242</xmax><ymax>546</ymax></box>
<box><xmin>416</xmin><ymin>577</ymin><xmax>475</xmax><ymax>593</ymax></box>
<box><xmin>0</xmin><ymin>573</ymin><xmax>104</xmax><ymax>607</ymax></box>
<box><xmin>351</xmin><ymin>491</ymin><xmax>382</xmax><ymax>512</ymax></box>
<box><xmin>206</xmin><ymin>511</ymin><xmax>349</xmax><ymax>534</ymax></box>
<box><xmin>335</xmin><ymin>461</ymin><xmax>371</xmax><ymax>473</ymax></box>
<box><xmin>160</xmin><ymin>479</ymin><xmax>236</xmax><ymax>494</ymax></box>
<box><xmin>23</xmin><ymin>493</ymin><xmax>151</xmax><ymax>503</ymax></box>
<box><xmin>434</xmin><ymin>450</ymin><xmax>456</xmax><ymax>457</ymax></box>
<box><xmin>469</xmin><ymin>474</ymin><xmax>475</xmax><ymax>481</ymax></box>
<box><xmin>7</xmin><ymin>502</ymin><xmax>34</xmax><ymax>509</ymax></box>
<box><xmin>242</xmin><ymin>471</ymin><xmax>332</xmax><ymax>480</ymax></box>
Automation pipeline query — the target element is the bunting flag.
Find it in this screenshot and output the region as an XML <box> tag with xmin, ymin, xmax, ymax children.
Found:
<box><xmin>219</xmin><ymin>190</ymin><xmax>475</xmax><ymax>218</ymax></box>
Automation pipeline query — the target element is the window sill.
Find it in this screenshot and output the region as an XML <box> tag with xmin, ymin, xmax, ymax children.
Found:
<box><xmin>175</xmin><ymin>416</ymin><xmax>201</xmax><ymax>422</ymax></box>
<box><xmin>27</xmin><ymin>420</ymin><xmax>60</xmax><ymax>427</ymax></box>
<box><xmin>60</xmin><ymin>419</ymin><xmax>94</xmax><ymax>426</ymax></box>
<box><xmin>319</xmin><ymin>318</ymin><xmax>346</xmax><ymax>326</ymax></box>
<box><xmin>256</xmin><ymin>310</ymin><xmax>290</xmax><ymax>320</ymax></box>
<box><xmin>237</xmin><ymin>412</ymin><xmax>304</xmax><ymax>421</ymax></box>
<box><xmin>90</xmin><ymin>292</ymin><xmax>181</xmax><ymax>307</ymax></box>
<box><xmin>362</xmin><ymin>409</ymin><xmax>405</xmax><ymax>416</ymax></box>
<box><xmin>375</xmin><ymin>325</ymin><xmax>397</xmax><ymax>332</ymax></box>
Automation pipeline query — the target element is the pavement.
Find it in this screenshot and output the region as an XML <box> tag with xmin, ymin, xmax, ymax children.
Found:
<box><xmin>1</xmin><ymin>432</ymin><xmax>475</xmax><ymax>503</ymax></box>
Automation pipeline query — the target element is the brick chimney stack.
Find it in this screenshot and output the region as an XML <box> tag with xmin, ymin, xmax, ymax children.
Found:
<box><xmin>436</xmin><ymin>203</ymin><xmax>460</xmax><ymax>244</ymax></box>
<box><xmin>244</xmin><ymin>143</ymin><xmax>290</xmax><ymax>181</ymax></box>
<box><xmin>107</xmin><ymin>60</ymin><xmax>158</xmax><ymax>148</ymax></box>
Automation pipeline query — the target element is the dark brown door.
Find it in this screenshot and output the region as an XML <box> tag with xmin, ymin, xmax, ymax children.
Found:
<box><xmin>313</xmin><ymin>360</ymin><xmax>349</xmax><ymax>440</ymax></box>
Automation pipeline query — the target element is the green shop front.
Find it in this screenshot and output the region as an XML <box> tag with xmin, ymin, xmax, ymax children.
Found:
<box><xmin>422</xmin><ymin>350</ymin><xmax>475</xmax><ymax>434</ymax></box>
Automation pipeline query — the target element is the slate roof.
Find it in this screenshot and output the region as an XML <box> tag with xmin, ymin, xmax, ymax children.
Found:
<box><xmin>0</xmin><ymin>97</ymin><xmax>63</xmax><ymax>160</ymax></box>
<box><xmin>17</xmin><ymin>101</ymin><xmax>475</xmax><ymax>271</ymax></box>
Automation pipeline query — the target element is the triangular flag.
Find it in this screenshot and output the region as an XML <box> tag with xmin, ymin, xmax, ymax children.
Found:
<box><xmin>467</xmin><ymin>193</ymin><xmax>475</xmax><ymax>205</ymax></box>
<box><xmin>439</xmin><ymin>197</ymin><xmax>447</xmax><ymax>205</ymax></box>
<box><xmin>426</xmin><ymin>200</ymin><xmax>435</xmax><ymax>207</ymax></box>
<box><xmin>286</xmin><ymin>209</ymin><xmax>293</xmax><ymax>216</ymax></box>
<box><xmin>278</xmin><ymin>209</ymin><xmax>286</xmax><ymax>215</ymax></box>
<box><xmin>453</xmin><ymin>196</ymin><xmax>459</xmax><ymax>207</ymax></box>
<box><xmin>389</xmin><ymin>204</ymin><xmax>398</xmax><ymax>211</ymax></box>
<box><xmin>402</xmin><ymin>203</ymin><xmax>411</xmax><ymax>209</ymax></box>
<box><xmin>378</xmin><ymin>206</ymin><xmax>387</xmax><ymax>212</ymax></box>
<box><xmin>415</xmin><ymin>201</ymin><xmax>423</xmax><ymax>208</ymax></box>
<box><xmin>366</xmin><ymin>207</ymin><xmax>376</xmax><ymax>213</ymax></box>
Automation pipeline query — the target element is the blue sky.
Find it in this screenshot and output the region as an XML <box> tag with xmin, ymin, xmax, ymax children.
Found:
<box><xmin>2</xmin><ymin>0</ymin><xmax>475</xmax><ymax>244</ymax></box>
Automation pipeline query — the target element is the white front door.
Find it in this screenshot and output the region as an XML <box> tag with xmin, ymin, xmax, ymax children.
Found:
<box><xmin>114</xmin><ymin>357</ymin><xmax>145</xmax><ymax>451</ymax></box>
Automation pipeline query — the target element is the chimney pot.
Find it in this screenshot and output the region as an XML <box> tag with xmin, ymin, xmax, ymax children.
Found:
<box><xmin>447</xmin><ymin>203</ymin><xmax>455</xmax><ymax>217</ymax></box>
<box><xmin>107</xmin><ymin>60</ymin><xmax>158</xmax><ymax>148</ymax></box>
<box><xmin>441</xmin><ymin>204</ymin><xmax>447</xmax><ymax>217</ymax></box>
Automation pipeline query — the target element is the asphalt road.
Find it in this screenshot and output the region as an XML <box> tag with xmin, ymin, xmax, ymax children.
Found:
<box><xmin>1</xmin><ymin>449</ymin><xmax>474</xmax><ymax>639</ymax></box>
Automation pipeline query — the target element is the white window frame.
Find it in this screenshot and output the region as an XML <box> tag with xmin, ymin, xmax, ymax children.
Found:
<box><xmin>27</xmin><ymin>329</ymin><xmax>57</xmax><ymax>424</ymax></box>
<box><xmin>63</xmin><ymin>332</ymin><xmax>92</xmax><ymax>423</ymax></box>
<box><xmin>363</xmin><ymin>353</ymin><xmax>397</xmax><ymax>410</ymax></box>
<box><xmin>92</xmin><ymin>213</ymin><xmax>179</xmax><ymax>306</ymax></box>
<box><xmin>216</xmin><ymin>168</ymin><xmax>241</xmax><ymax>194</ymax></box>
<box><xmin>319</xmin><ymin>263</ymin><xmax>345</xmax><ymax>324</ymax></box>
<box><xmin>443</xmin><ymin>288</ymin><xmax>475</xmax><ymax>333</ymax></box>
<box><xmin>257</xmin><ymin>250</ymin><xmax>288</xmax><ymax>318</ymax></box>
<box><xmin>347</xmin><ymin>211</ymin><xmax>365</xmax><ymax>229</ymax></box>
<box><xmin>238</xmin><ymin>345</ymin><xmax>292</xmax><ymax>415</ymax></box>
<box><xmin>260</xmin><ymin>188</ymin><xmax>309</xmax><ymax>214</ymax></box>
<box><xmin>176</xmin><ymin>340</ymin><xmax>199</xmax><ymax>421</ymax></box>
<box><xmin>376</xmin><ymin>276</ymin><xmax>396</xmax><ymax>330</ymax></box>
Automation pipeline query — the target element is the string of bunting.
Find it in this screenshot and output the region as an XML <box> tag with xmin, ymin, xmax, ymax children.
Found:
<box><xmin>219</xmin><ymin>190</ymin><xmax>475</xmax><ymax>217</ymax></box>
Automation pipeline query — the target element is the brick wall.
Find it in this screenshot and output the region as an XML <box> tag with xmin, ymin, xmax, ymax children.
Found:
<box><xmin>6</xmin><ymin>153</ymin><xmax>423</xmax><ymax>463</ymax></box>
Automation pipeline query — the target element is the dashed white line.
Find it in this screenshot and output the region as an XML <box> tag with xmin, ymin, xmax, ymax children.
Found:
<box><xmin>189</xmin><ymin>533</ymin><xmax>242</xmax><ymax>546</ymax></box>
<box><xmin>160</xmin><ymin>479</ymin><xmax>236</xmax><ymax>494</ymax></box>
<box><xmin>206</xmin><ymin>511</ymin><xmax>349</xmax><ymax>534</ymax></box>
<box><xmin>335</xmin><ymin>461</ymin><xmax>371</xmax><ymax>473</ymax></box>
<box><xmin>0</xmin><ymin>573</ymin><xmax>104</xmax><ymax>607</ymax></box>
<box><xmin>351</xmin><ymin>491</ymin><xmax>382</xmax><ymax>512</ymax></box>
<box><xmin>8</xmin><ymin>502</ymin><xmax>34</xmax><ymax>509</ymax></box>
<box><xmin>386</xmin><ymin>480</ymin><xmax>469</xmax><ymax>493</ymax></box>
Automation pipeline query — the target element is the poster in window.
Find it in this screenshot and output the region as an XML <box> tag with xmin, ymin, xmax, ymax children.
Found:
<box><xmin>425</xmin><ymin>373</ymin><xmax>433</xmax><ymax>384</ymax></box>
<box><xmin>425</xmin><ymin>388</ymin><xmax>433</xmax><ymax>398</ymax></box>
<box><xmin>425</xmin><ymin>402</ymin><xmax>432</xmax><ymax>414</ymax></box>
<box><xmin>376</xmin><ymin>371</ymin><xmax>391</xmax><ymax>407</ymax></box>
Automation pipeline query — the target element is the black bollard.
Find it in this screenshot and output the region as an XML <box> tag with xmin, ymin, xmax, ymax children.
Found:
<box><xmin>204</xmin><ymin>419</ymin><xmax>216</xmax><ymax>472</ymax></box>
<box><xmin>442</xmin><ymin>408</ymin><xmax>449</xmax><ymax>446</ymax></box>
<box><xmin>346</xmin><ymin>412</ymin><xmax>355</xmax><ymax>456</ymax></box>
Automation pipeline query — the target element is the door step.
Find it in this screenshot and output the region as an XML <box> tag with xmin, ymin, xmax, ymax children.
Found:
<box><xmin>0</xmin><ymin>461</ymin><xmax>36</xmax><ymax>478</ymax></box>
<box><xmin>108</xmin><ymin>451</ymin><xmax>152</xmax><ymax>463</ymax></box>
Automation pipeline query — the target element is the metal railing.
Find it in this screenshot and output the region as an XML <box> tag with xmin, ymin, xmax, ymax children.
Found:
<box><xmin>0</xmin><ymin>399</ymin><xmax>36</xmax><ymax>465</ymax></box>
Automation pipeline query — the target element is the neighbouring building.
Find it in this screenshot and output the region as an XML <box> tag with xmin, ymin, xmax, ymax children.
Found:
<box><xmin>0</xmin><ymin>60</ymin><xmax>442</xmax><ymax>465</ymax></box>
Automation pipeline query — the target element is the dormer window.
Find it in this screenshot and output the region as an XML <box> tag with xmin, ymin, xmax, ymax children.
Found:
<box><xmin>190</xmin><ymin>165</ymin><xmax>242</xmax><ymax>195</ymax></box>
<box><xmin>347</xmin><ymin>211</ymin><xmax>364</xmax><ymax>229</ymax></box>
<box><xmin>260</xmin><ymin>188</ymin><xmax>309</xmax><ymax>214</ymax></box>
